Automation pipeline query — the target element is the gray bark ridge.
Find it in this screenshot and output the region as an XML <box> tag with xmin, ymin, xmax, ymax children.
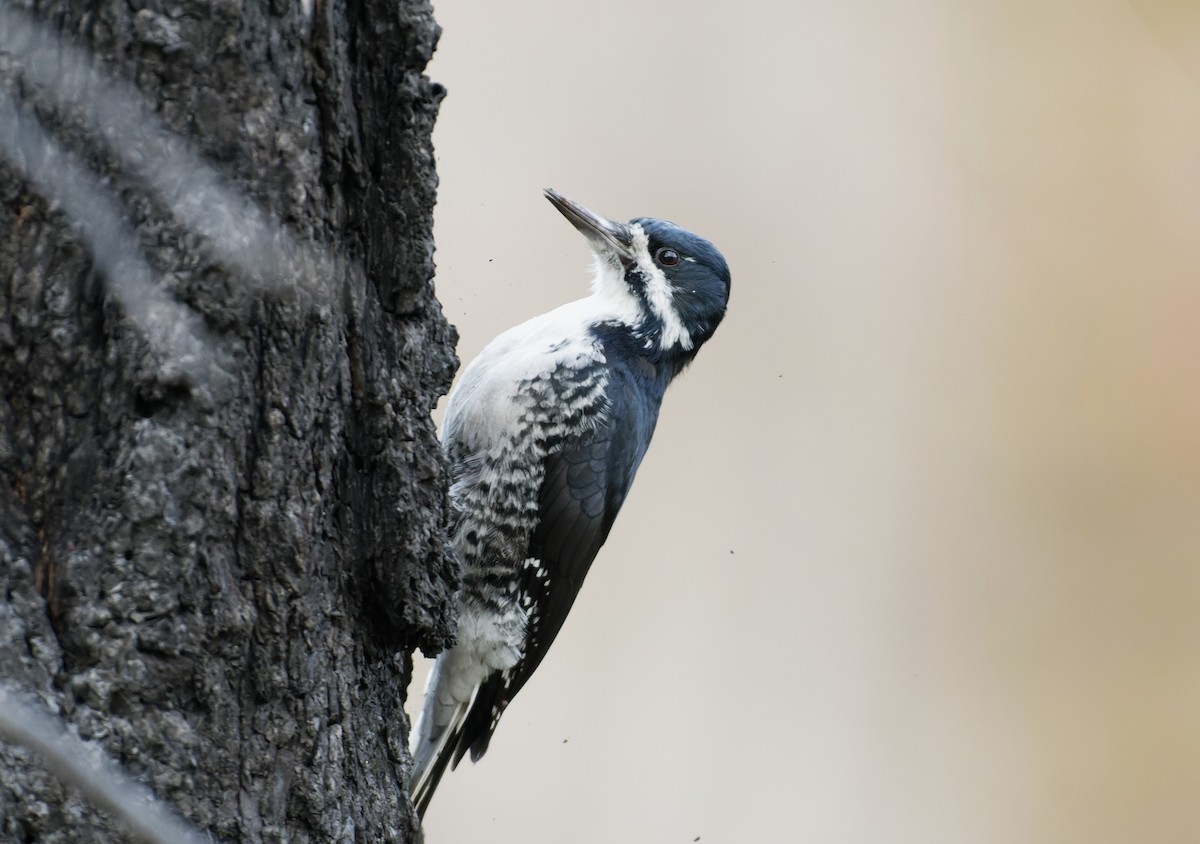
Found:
<box><xmin>0</xmin><ymin>0</ymin><xmax>456</xmax><ymax>840</ymax></box>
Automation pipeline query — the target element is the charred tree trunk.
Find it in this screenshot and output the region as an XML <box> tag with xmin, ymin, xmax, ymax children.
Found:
<box><xmin>0</xmin><ymin>0</ymin><xmax>457</xmax><ymax>840</ymax></box>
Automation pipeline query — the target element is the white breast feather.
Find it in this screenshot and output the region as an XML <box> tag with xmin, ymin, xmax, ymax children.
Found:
<box><xmin>445</xmin><ymin>290</ymin><xmax>640</xmax><ymax>450</ymax></box>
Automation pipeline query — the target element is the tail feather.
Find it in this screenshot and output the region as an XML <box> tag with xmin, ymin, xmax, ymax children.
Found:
<box><xmin>412</xmin><ymin>732</ymin><xmax>458</xmax><ymax>818</ymax></box>
<box><xmin>410</xmin><ymin>659</ymin><xmax>473</xmax><ymax>817</ymax></box>
<box><xmin>409</xmin><ymin>661</ymin><xmax>511</xmax><ymax>817</ymax></box>
<box><xmin>410</xmin><ymin>608</ymin><xmax>528</xmax><ymax>816</ymax></box>
<box><xmin>454</xmin><ymin>672</ymin><xmax>506</xmax><ymax>766</ymax></box>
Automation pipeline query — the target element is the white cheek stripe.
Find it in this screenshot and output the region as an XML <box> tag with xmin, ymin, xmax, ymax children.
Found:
<box><xmin>630</xmin><ymin>223</ymin><xmax>693</xmax><ymax>352</ymax></box>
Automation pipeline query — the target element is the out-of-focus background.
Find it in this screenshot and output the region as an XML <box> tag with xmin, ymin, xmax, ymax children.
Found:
<box><xmin>413</xmin><ymin>1</ymin><xmax>1200</xmax><ymax>841</ymax></box>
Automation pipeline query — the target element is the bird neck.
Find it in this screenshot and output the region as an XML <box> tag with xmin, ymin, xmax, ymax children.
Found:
<box><xmin>591</xmin><ymin>319</ymin><xmax>697</xmax><ymax>387</ymax></box>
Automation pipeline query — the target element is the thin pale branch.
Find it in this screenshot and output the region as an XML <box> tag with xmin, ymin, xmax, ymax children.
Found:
<box><xmin>0</xmin><ymin>685</ymin><xmax>213</xmax><ymax>844</ymax></box>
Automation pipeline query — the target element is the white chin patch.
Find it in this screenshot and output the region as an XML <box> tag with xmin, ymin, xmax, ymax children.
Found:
<box><xmin>589</xmin><ymin>254</ymin><xmax>644</xmax><ymax>327</ymax></box>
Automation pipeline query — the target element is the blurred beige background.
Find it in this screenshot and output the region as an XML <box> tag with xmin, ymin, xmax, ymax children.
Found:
<box><xmin>411</xmin><ymin>1</ymin><xmax>1200</xmax><ymax>841</ymax></box>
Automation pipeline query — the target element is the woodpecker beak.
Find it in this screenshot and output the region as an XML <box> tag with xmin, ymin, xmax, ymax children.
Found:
<box><xmin>544</xmin><ymin>189</ymin><xmax>635</xmax><ymax>267</ymax></box>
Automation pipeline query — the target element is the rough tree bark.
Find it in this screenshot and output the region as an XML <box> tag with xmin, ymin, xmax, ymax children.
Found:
<box><xmin>0</xmin><ymin>0</ymin><xmax>457</xmax><ymax>840</ymax></box>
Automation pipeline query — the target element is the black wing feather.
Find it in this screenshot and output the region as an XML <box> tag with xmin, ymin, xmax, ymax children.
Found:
<box><xmin>451</xmin><ymin>369</ymin><xmax>661</xmax><ymax>764</ymax></box>
<box><xmin>518</xmin><ymin>377</ymin><xmax>656</xmax><ymax>692</ymax></box>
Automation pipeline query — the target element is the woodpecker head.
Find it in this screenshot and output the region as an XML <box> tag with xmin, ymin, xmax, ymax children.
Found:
<box><xmin>544</xmin><ymin>189</ymin><xmax>730</xmax><ymax>364</ymax></box>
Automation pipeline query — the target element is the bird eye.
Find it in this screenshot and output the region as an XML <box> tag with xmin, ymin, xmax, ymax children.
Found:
<box><xmin>655</xmin><ymin>247</ymin><xmax>681</xmax><ymax>267</ymax></box>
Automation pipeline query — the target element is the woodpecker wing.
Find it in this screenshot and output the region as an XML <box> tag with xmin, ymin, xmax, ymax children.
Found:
<box><xmin>452</xmin><ymin>363</ymin><xmax>663</xmax><ymax>764</ymax></box>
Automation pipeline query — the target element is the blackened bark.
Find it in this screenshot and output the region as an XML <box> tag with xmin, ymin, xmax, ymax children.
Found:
<box><xmin>0</xmin><ymin>0</ymin><xmax>457</xmax><ymax>840</ymax></box>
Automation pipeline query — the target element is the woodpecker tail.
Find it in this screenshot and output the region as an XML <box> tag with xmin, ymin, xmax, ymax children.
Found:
<box><xmin>412</xmin><ymin>642</ymin><xmax>513</xmax><ymax>817</ymax></box>
<box><xmin>410</xmin><ymin>656</ymin><xmax>470</xmax><ymax>817</ymax></box>
<box><xmin>410</xmin><ymin>617</ymin><xmax>522</xmax><ymax>815</ymax></box>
